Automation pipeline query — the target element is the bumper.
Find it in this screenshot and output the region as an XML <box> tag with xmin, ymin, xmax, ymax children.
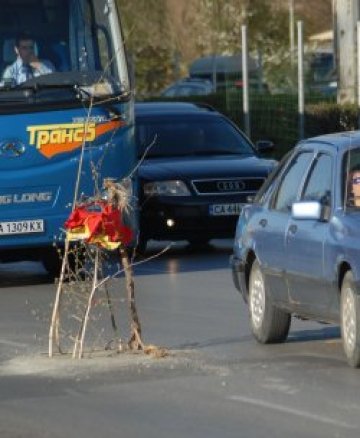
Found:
<box><xmin>0</xmin><ymin>245</ymin><xmax>57</xmax><ymax>263</ymax></box>
<box><xmin>140</xmin><ymin>196</ymin><xmax>242</xmax><ymax>241</ymax></box>
<box><xmin>230</xmin><ymin>254</ymin><xmax>248</xmax><ymax>302</ymax></box>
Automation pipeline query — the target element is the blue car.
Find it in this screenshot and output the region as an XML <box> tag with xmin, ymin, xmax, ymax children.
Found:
<box><xmin>231</xmin><ymin>132</ymin><xmax>360</xmax><ymax>368</ymax></box>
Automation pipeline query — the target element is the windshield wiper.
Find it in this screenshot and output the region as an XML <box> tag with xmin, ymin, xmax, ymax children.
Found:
<box><xmin>19</xmin><ymin>81</ymin><xmax>131</xmax><ymax>103</ymax></box>
<box><xmin>21</xmin><ymin>82</ymin><xmax>83</xmax><ymax>98</ymax></box>
<box><xmin>0</xmin><ymin>86</ymin><xmax>35</xmax><ymax>102</ymax></box>
<box><xmin>0</xmin><ymin>73</ymin><xmax>131</xmax><ymax>104</ymax></box>
<box><xmin>0</xmin><ymin>82</ymin><xmax>82</xmax><ymax>103</ymax></box>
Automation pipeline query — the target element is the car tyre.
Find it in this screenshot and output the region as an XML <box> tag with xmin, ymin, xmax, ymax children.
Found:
<box><xmin>249</xmin><ymin>260</ymin><xmax>291</xmax><ymax>344</ymax></box>
<box><xmin>341</xmin><ymin>270</ymin><xmax>360</xmax><ymax>368</ymax></box>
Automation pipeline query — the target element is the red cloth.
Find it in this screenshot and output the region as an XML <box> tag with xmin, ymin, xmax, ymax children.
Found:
<box><xmin>64</xmin><ymin>201</ymin><xmax>133</xmax><ymax>247</ymax></box>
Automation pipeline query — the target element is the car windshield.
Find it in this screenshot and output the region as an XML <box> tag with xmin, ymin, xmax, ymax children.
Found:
<box><xmin>136</xmin><ymin>116</ymin><xmax>255</xmax><ymax>158</ymax></box>
<box><xmin>0</xmin><ymin>0</ymin><xmax>129</xmax><ymax>103</ymax></box>
<box><xmin>344</xmin><ymin>147</ymin><xmax>360</xmax><ymax>210</ymax></box>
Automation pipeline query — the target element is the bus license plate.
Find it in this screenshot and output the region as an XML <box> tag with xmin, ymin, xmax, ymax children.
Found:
<box><xmin>209</xmin><ymin>203</ymin><xmax>243</xmax><ymax>216</ymax></box>
<box><xmin>0</xmin><ymin>219</ymin><xmax>44</xmax><ymax>236</ymax></box>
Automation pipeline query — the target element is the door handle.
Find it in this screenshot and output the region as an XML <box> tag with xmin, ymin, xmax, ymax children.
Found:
<box><xmin>259</xmin><ymin>218</ymin><xmax>267</xmax><ymax>228</ymax></box>
<box><xmin>288</xmin><ymin>224</ymin><xmax>297</xmax><ymax>234</ymax></box>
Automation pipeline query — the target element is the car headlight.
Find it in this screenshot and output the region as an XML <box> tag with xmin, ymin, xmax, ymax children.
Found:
<box><xmin>143</xmin><ymin>180</ymin><xmax>191</xmax><ymax>196</ymax></box>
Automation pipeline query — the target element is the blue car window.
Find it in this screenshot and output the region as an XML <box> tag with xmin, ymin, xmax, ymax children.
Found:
<box><xmin>302</xmin><ymin>153</ymin><xmax>332</xmax><ymax>205</ymax></box>
<box><xmin>343</xmin><ymin>148</ymin><xmax>360</xmax><ymax>208</ymax></box>
<box><xmin>273</xmin><ymin>151</ymin><xmax>313</xmax><ymax>212</ymax></box>
<box><xmin>254</xmin><ymin>149</ymin><xmax>293</xmax><ymax>204</ymax></box>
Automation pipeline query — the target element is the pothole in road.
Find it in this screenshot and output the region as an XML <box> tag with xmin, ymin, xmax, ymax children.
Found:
<box><xmin>0</xmin><ymin>349</ymin><xmax>231</xmax><ymax>380</ymax></box>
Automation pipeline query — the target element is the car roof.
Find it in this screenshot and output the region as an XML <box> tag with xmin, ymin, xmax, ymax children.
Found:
<box><xmin>298</xmin><ymin>131</ymin><xmax>360</xmax><ymax>151</ymax></box>
<box><xmin>171</xmin><ymin>78</ymin><xmax>213</xmax><ymax>86</ymax></box>
<box><xmin>173</xmin><ymin>83</ymin><xmax>209</xmax><ymax>89</ymax></box>
<box><xmin>163</xmin><ymin>78</ymin><xmax>213</xmax><ymax>89</ymax></box>
<box><xmin>135</xmin><ymin>101</ymin><xmax>218</xmax><ymax>116</ymax></box>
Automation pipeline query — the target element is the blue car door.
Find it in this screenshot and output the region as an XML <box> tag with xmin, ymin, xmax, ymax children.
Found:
<box><xmin>285</xmin><ymin>152</ymin><xmax>333</xmax><ymax>315</ymax></box>
<box><xmin>257</xmin><ymin>151</ymin><xmax>314</xmax><ymax>305</ymax></box>
<box><xmin>256</xmin><ymin>209</ymin><xmax>290</xmax><ymax>304</ymax></box>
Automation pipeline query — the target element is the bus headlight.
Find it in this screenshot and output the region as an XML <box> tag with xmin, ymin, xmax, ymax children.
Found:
<box><xmin>143</xmin><ymin>180</ymin><xmax>190</xmax><ymax>196</ymax></box>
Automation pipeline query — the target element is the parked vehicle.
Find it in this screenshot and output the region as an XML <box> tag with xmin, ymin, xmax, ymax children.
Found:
<box><xmin>135</xmin><ymin>102</ymin><xmax>276</xmax><ymax>251</ymax></box>
<box><xmin>231</xmin><ymin>132</ymin><xmax>360</xmax><ymax>368</ymax></box>
<box><xmin>0</xmin><ymin>0</ymin><xmax>136</xmax><ymax>276</ymax></box>
<box><xmin>189</xmin><ymin>54</ymin><xmax>262</xmax><ymax>91</ymax></box>
<box><xmin>160</xmin><ymin>78</ymin><xmax>214</xmax><ymax>97</ymax></box>
<box><xmin>307</xmin><ymin>51</ymin><xmax>337</xmax><ymax>97</ymax></box>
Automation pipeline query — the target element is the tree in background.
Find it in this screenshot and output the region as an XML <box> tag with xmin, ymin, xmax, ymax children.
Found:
<box><xmin>117</xmin><ymin>0</ymin><xmax>332</xmax><ymax>96</ymax></box>
<box><xmin>117</xmin><ymin>0</ymin><xmax>175</xmax><ymax>97</ymax></box>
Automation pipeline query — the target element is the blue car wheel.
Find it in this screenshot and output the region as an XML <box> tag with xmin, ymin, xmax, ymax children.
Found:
<box><xmin>341</xmin><ymin>270</ymin><xmax>360</xmax><ymax>368</ymax></box>
<box><xmin>249</xmin><ymin>260</ymin><xmax>291</xmax><ymax>344</ymax></box>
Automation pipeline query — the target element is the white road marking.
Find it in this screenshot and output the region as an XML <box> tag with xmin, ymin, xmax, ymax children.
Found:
<box><xmin>228</xmin><ymin>395</ymin><xmax>356</xmax><ymax>430</ymax></box>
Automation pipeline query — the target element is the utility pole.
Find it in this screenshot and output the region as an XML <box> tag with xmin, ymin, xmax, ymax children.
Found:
<box><xmin>336</xmin><ymin>0</ymin><xmax>360</xmax><ymax>103</ymax></box>
<box><xmin>298</xmin><ymin>21</ymin><xmax>305</xmax><ymax>139</ymax></box>
<box><xmin>242</xmin><ymin>25</ymin><xmax>250</xmax><ymax>138</ymax></box>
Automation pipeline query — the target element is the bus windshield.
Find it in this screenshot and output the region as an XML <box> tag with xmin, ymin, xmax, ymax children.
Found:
<box><xmin>0</xmin><ymin>0</ymin><xmax>129</xmax><ymax>102</ymax></box>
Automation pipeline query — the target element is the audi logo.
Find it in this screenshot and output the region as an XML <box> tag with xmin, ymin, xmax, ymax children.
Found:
<box><xmin>216</xmin><ymin>180</ymin><xmax>245</xmax><ymax>192</ymax></box>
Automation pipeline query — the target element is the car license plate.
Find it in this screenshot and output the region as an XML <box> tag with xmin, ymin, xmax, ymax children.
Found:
<box><xmin>0</xmin><ymin>219</ymin><xmax>44</xmax><ymax>236</ymax></box>
<box><xmin>209</xmin><ymin>203</ymin><xmax>243</xmax><ymax>216</ymax></box>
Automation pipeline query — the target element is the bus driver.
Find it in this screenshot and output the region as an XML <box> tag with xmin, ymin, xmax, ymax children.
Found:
<box><xmin>2</xmin><ymin>33</ymin><xmax>54</xmax><ymax>85</ymax></box>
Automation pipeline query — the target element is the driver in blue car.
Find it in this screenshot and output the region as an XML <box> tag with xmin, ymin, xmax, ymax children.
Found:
<box><xmin>2</xmin><ymin>33</ymin><xmax>54</xmax><ymax>85</ymax></box>
<box><xmin>347</xmin><ymin>166</ymin><xmax>360</xmax><ymax>207</ymax></box>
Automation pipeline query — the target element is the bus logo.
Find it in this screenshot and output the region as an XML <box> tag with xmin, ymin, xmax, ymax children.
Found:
<box><xmin>0</xmin><ymin>140</ymin><xmax>26</xmax><ymax>158</ymax></box>
<box><xmin>27</xmin><ymin>120</ymin><xmax>125</xmax><ymax>159</ymax></box>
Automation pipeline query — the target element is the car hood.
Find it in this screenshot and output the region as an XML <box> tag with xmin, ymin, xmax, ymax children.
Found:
<box><xmin>138</xmin><ymin>155</ymin><xmax>277</xmax><ymax>180</ymax></box>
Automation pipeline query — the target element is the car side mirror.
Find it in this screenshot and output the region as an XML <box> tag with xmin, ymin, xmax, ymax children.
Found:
<box><xmin>255</xmin><ymin>140</ymin><xmax>275</xmax><ymax>153</ymax></box>
<box><xmin>291</xmin><ymin>201</ymin><xmax>322</xmax><ymax>221</ymax></box>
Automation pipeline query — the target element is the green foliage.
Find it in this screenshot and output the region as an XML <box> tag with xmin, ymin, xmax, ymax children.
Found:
<box><xmin>133</xmin><ymin>46</ymin><xmax>174</xmax><ymax>97</ymax></box>
<box><xmin>116</xmin><ymin>0</ymin><xmax>299</xmax><ymax>97</ymax></box>
<box><xmin>305</xmin><ymin>102</ymin><xmax>358</xmax><ymax>136</ymax></box>
<box><xmin>117</xmin><ymin>0</ymin><xmax>176</xmax><ymax>96</ymax></box>
<box><xmin>116</xmin><ymin>0</ymin><xmax>332</xmax><ymax>97</ymax></box>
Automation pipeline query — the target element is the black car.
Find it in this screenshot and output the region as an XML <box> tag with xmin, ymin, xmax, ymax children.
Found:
<box><xmin>136</xmin><ymin>102</ymin><xmax>277</xmax><ymax>251</ymax></box>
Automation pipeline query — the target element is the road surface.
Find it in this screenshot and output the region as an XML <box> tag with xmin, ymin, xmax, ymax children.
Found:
<box><xmin>0</xmin><ymin>240</ymin><xmax>358</xmax><ymax>438</ymax></box>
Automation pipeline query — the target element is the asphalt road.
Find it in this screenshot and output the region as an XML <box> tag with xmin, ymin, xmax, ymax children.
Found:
<box><xmin>0</xmin><ymin>239</ymin><xmax>359</xmax><ymax>438</ymax></box>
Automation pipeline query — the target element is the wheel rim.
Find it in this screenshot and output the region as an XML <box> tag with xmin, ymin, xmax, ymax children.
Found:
<box><xmin>250</xmin><ymin>267</ymin><xmax>265</xmax><ymax>329</ymax></box>
<box><xmin>342</xmin><ymin>286</ymin><xmax>357</xmax><ymax>354</ymax></box>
